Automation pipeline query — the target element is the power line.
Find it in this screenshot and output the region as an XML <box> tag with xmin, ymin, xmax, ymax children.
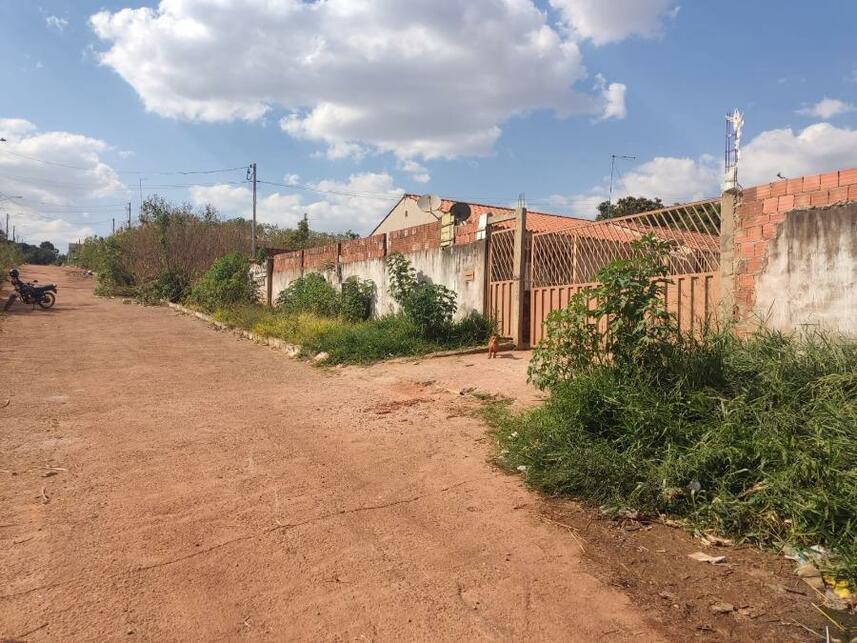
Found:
<box><xmin>257</xmin><ymin>179</ymin><xmax>402</xmax><ymax>202</ymax></box>
<box><xmin>0</xmin><ymin>148</ymin><xmax>246</xmax><ymax>176</ymax></box>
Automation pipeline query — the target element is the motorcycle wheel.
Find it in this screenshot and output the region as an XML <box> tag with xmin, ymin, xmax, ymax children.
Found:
<box><xmin>38</xmin><ymin>292</ymin><xmax>56</xmax><ymax>309</ymax></box>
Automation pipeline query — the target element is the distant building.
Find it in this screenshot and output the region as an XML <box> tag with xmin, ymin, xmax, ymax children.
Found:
<box><xmin>371</xmin><ymin>194</ymin><xmax>588</xmax><ymax>236</ymax></box>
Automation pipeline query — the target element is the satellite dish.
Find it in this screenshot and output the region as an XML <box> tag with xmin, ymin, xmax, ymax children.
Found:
<box><xmin>450</xmin><ymin>202</ymin><xmax>471</xmax><ymax>223</ymax></box>
<box><xmin>417</xmin><ymin>194</ymin><xmax>442</xmax><ymax>215</ymax></box>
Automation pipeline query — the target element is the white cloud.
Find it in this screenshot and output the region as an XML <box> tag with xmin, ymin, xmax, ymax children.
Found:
<box><xmin>554</xmin><ymin>121</ymin><xmax>857</xmax><ymax>213</ymax></box>
<box><xmin>550</xmin><ymin>0</ymin><xmax>678</xmax><ymax>45</ymax></box>
<box><xmin>91</xmin><ymin>0</ymin><xmax>623</xmax><ymax>160</ymax></box>
<box><xmin>190</xmin><ymin>173</ymin><xmax>403</xmax><ymax>235</ymax></box>
<box><xmin>46</xmin><ymin>15</ymin><xmax>69</xmax><ymax>32</ymax></box>
<box><xmin>740</xmin><ymin>122</ymin><xmax>857</xmax><ymax>185</ymax></box>
<box><xmin>620</xmin><ymin>154</ymin><xmax>720</xmax><ymax>202</ymax></box>
<box><xmin>0</xmin><ymin>118</ymin><xmax>126</xmax><ymax>247</ymax></box>
<box><xmin>398</xmin><ymin>159</ymin><xmax>431</xmax><ymax>184</ymax></box>
<box><xmin>796</xmin><ymin>97</ymin><xmax>855</xmax><ymax>119</ymax></box>
<box><xmin>593</xmin><ymin>74</ymin><xmax>627</xmax><ymax>121</ymax></box>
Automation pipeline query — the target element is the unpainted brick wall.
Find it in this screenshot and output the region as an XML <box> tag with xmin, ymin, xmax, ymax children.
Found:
<box><xmin>387</xmin><ymin>221</ymin><xmax>442</xmax><ymax>254</ymax></box>
<box><xmin>302</xmin><ymin>243</ymin><xmax>339</xmax><ymax>270</ymax></box>
<box><xmin>340</xmin><ymin>234</ymin><xmax>386</xmax><ymax>264</ymax></box>
<box><xmin>732</xmin><ymin>166</ymin><xmax>857</xmax><ymax>331</ymax></box>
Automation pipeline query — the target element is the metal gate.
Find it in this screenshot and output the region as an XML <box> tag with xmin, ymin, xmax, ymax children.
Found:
<box><xmin>486</xmin><ymin>228</ymin><xmax>516</xmax><ymax>338</ymax></box>
<box><xmin>529</xmin><ymin>199</ymin><xmax>722</xmax><ymax>344</ymax></box>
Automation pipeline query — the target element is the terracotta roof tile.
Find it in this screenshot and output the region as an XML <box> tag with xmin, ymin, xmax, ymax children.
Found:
<box><xmin>402</xmin><ymin>194</ymin><xmax>591</xmax><ymax>233</ymax></box>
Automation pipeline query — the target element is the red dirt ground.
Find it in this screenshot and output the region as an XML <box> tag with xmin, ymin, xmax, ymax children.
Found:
<box><xmin>0</xmin><ymin>266</ymin><xmax>824</xmax><ymax>641</ymax></box>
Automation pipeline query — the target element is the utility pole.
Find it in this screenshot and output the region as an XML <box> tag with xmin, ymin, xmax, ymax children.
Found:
<box><xmin>4</xmin><ymin>212</ymin><xmax>8</xmax><ymax>239</ymax></box>
<box><xmin>128</xmin><ymin>202</ymin><xmax>132</xmax><ymax>229</ymax></box>
<box><xmin>139</xmin><ymin>178</ymin><xmax>144</xmax><ymax>215</ymax></box>
<box><xmin>608</xmin><ymin>154</ymin><xmax>636</xmax><ymax>218</ymax></box>
<box><xmin>248</xmin><ymin>163</ymin><xmax>257</xmax><ymax>257</ymax></box>
<box><xmin>112</xmin><ymin>218</ymin><xmax>115</xmax><ymax>235</ymax></box>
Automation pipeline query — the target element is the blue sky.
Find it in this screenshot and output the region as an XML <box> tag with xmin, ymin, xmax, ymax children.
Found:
<box><xmin>1</xmin><ymin>0</ymin><xmax>856</xmax><ymax>249</ymax></box>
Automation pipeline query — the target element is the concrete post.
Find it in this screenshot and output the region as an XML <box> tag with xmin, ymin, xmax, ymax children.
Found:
<box><xmin>510</xmin><ymin>206</ymin><xmax>527</xmax><ymax>348</ymax></box>
<box><xmin>719</xmin><ymin>189</ymin><xmax>739</xmax><ymax>324</ymax></box>
<box><xmin>266</xmin><ymin>255</ymin><xmax>274</xmax><ymax>307</ymax></box>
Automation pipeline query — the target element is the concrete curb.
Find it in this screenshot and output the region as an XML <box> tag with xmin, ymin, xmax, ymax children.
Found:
<box><xmin>167</xmin><ymin>302</ymin><xmax>302</xmax><ymax>358</ymax></box>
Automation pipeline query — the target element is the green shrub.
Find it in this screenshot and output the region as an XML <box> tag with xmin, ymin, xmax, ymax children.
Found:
<box><xmin>386</xmin><ymin>252</ymin><xmax>458</xmax><ymax>339</ymax></box>
<box><xmin>528</xmin><ymin>234</ymin><xmax>677</xmax><ymax>390</ymax></box>
<box><xmin>493</xmin><ymin>328</ymin><xmax>857</xmax><ymax>583</ymax></box>
<box><xmin>187</xmin><ymin>252</ymin><xmax>258</xmax><ymax>311</ymax></box>
<box><xmin>135</xmin><ymin>269</ymin><xmax>190</xmax><ymax>305</ymax></box>
<box><xmin>493</xmin><ymin>234</ymin><xmax>857</xmax><ymax>583</ymax></box>
<box><xmin>402</xmin><ymin>282</ymin><xmax>457</xmax><ymax>339</ymax></box>
<box><xmin>339</xmin><ymin>276</ymin><xmax>375</xmax><ymax>322</ymax></box>
<box><xmin>0</xmin><ymin>241</ymin><xmax>23</xmax><ymax>274</ymax></box>
<box><xmin>276</xmin><ymin>273</ymin><xmax>340</xmax><ymax>317</ymax></box>
<box><xmin>448</xmin><ymin>311</ymin><xmax>496</xmax><ymax>346</ymax></box>
<box><xmin>275</xmin><ymin>273</ymin><xmax>375</xmax><ymax>322</ymax></box>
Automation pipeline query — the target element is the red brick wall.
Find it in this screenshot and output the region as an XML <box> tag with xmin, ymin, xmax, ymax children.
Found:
<box><xmin>273</xmin><ymin>250</ymin><xmax>302</xmax><ymax>273</ymax></box>
<box><xmin>302</xmin><ymin>243</ymin><xmax>339</xmax><ymax>270</ymax></box>
<box><xmin>733</xmin><ymin>166</ymin><xmax>857</xmax><ymax>329</ymax></box>
<box><xmin>387</xmin><ymin>221</ymin><xmax>441</xmax><ymax>254</ymax></box>
<box><xmin>340</xmin><ymin>234</ymin><xmax>386</xmax><ymax>264</ymax></box>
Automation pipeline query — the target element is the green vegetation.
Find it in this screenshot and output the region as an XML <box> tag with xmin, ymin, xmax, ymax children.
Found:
<box><xmin>0</xmin><ymin>239</ymin><xmax>24</xmax><ymax>274</ymax></box>
<box><xmin>386</xmin><ymin>252</ymin><xmax>458</xmax><ymax>339</ymax></box>
<box><xmin>213</xmin><ymin>306</ymin><xmax>492</xmax><ymax>365</ymax></box>
<box><xmin>490</xmin><ymin>235</ymin><xmax>857</xmax><ymax>584</ymax></box>
<box><xmin>596</xmin><ymin>195</ymin><xmax>664</xmax><ymax>220</ymax></box>
<box><xmin>275</xmin><ymin>273</ymin><xmax>375</xmax><ymax>322</ymax></box>
<box><xmin>209</xmin><ymin>253</ymin><xmax>493</xmax><ymax>365</ymax></box>
<box><xmin>187</xmin><ymin>252</ymin><xmax>258</xmax><ymax>310</ymax></box>
<box><xmin>69</xmin><ymin>196</ymin><xmax>356</xmax><ymax>304</ymax></box>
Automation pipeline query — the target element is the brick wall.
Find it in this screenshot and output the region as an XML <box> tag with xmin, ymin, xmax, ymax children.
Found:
<box><xmin>387</xmin><ymin>221</ymin><xmax>441</xmax><ymax>254</ymax></box>
<box><xmin>302</xmin><ymin>243</ymin><xmax>339</xmax><ymax>270</ymax></box>
<box><xmin>272</xmin><ymin>250</ymin><xmax>302</xmax><ymax>273</ymax></box>
<box><xmin>732</xmin><ymin>166</ymin><xmax>857</xmax><ymax>330</ymax></box>
<box><xmin>340</xmin><ymin>234</ymin><xmax>386</xmax><ymax>264</ymax></box>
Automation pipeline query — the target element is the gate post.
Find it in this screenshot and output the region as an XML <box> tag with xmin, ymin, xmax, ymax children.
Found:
<box><xmin>719</xmin><ymin>188</ymin><xmax>738</xmax><ymax>323</ymax></box>
<box><xmin>510</xmin><ymin>206</ymin><xmax>527</xmax><ymax>348</ymax></box>
<box><xmin>266</xmin><ymin>254</ymin><xmax>274</xmax><ymax>306</ymax></box>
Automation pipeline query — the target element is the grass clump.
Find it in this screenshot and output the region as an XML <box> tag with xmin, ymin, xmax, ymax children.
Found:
<box><xmin>212</xmin><ymin>305</ymin><xmax>490</xmax><ymax>365</ymax></box>
<box><xmin>493</xmin><ymin>234</ymin><xmax>857</xmax><ymax>583</ymax></box>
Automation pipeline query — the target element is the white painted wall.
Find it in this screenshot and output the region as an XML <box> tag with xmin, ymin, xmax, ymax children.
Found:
<box><xmin>270</xmin><ymin>240</ymin><xmax>487</xmax><ymax>319</ymax></box>
<box><xmin>372</xmin><ymin>196</ymin><xmax>438</xmax><ymax>235</ymax></box>
<box><xmin>754</xmin><ymin>204</ymin><xmax>857</xmax><ymax>335</ymax></box>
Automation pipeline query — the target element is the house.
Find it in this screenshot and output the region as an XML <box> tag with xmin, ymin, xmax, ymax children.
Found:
<box><xmin>371</xmin><ymin>194</ymin><xmax>589</xmax><ymax>236</ymax></box>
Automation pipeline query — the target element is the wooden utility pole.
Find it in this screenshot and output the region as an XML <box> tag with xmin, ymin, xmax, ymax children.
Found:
<box><xmin>510</xmin><ymin>205</ymin><xmax>527</xmax><ymax>348</ymax></box>
<box><xmin>249</xmin><ymin>162</ymin><xmax>257</xmax><ymax>257</ymax></box>
<box><xmin>112</xmin><ymin>218</ymin><xmax>115</xmax><ymax>235</ymax></box>
<box><xmin>127</xmin><ymin>202</ymin><xmax>132</xmax><ymax>229</ymax></box>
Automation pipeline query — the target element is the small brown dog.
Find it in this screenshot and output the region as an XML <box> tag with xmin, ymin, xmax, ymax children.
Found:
<box><xmin>487</xmin><ymin>334</ymin><xmax>499</xmax><ymax>359</ymax></box>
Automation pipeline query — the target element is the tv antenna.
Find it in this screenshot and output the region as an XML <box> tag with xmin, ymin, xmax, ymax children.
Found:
<box><xmin>724</xmin><ymin>109</ymin><xmax>744</xmax><ymax>191</ymax></box>
<box><xmin>417</xmin><ymin>194</ymin><xmax>442</xmax><ymax>219</ymax></box>
<box><xmin>608</xmin><ymin>154</ymin><xmax>636</xmax><ymax>218</ymax></box>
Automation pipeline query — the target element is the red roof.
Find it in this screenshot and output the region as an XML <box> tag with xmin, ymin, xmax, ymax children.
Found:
<box><xmin>401</xmin><ymin>194</ymin><xmax>590</xmax><ymax>233</ymax></box>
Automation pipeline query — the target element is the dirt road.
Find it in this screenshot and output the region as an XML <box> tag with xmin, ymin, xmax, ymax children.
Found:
<box><xmin>1</xmin><ymin>265</ymin><xmax>661</xmax><ymax>641</ymax></box>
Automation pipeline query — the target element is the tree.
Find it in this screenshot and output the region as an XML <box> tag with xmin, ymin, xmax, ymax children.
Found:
<box><xmin>596</xmin><ymin>196</ymin><xmax>663</xmax><ymax>221</ymax></box>
<box><xmin>296</xmin><ymin>213</ymin><xmax>310</xmax><ymax>247</ymax></box>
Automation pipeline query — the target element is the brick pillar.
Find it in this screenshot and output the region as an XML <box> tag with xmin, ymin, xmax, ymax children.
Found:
<box><xmin>510</xmin><ymin>206</ymin><xmax>527</xmax><ymax>348</ymax></box>
<box><xmin>718</xmin><ymin>189</ymin><xmax>738</xmax><ymax>324</ymax></box>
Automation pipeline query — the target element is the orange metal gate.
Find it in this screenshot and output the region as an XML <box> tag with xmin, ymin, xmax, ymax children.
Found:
<box><xmin>528</xmin><ymin>199</ymin><xmax>722</xmax><ymax>345</ymax></box>
<box><xmin>486</xmin><ymin>229</ymin><xmax>516</xmax><ymax>337</ymax></box>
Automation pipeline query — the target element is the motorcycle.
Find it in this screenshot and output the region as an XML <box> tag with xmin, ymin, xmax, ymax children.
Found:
<box><xmin>8</xmin><ymin>269</ymin><xmax>57</xmax><ymax>309</ymax></box>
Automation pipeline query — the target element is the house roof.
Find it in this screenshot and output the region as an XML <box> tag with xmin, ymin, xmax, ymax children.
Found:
<box><xmin>372</xmin><ymin>194</ymin><xmax>590</xmax><ymax>235</ymax></box>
